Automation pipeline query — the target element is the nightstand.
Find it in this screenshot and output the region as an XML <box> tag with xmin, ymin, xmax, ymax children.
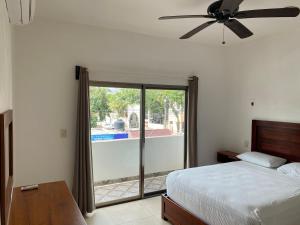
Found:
<box><xmin>217</xmin><ymin>150</ymin><xmax>240</xmax><ymax>163</ymax></box>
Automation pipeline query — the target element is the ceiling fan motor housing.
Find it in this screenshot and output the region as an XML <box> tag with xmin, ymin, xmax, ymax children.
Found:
<box><xmin>208</xmin><ymin>0</ymin><xmax>238</xmax><ymax>22</ymax></box>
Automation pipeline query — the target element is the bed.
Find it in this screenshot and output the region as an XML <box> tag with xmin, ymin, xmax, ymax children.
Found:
<box><xmin>161</xmin><ymin>120</ymin><xmax>300</xmax><ymax>225</ymax></box>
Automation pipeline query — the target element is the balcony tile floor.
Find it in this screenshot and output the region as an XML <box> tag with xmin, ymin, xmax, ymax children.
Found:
<box><xmin>94</xmin><ymin>175</ymin><xmax>167</xmax><ymax>205</ymax></box>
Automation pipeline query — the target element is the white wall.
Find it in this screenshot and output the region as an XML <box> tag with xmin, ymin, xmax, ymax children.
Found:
<box><xmin>0</xmin><ymin>0</ymin><xmax>13</xmax><ymax>112</ymax></box>
<box><xmin>223</xmin><ymin>28</ymin><xmax>300</xmax><ymax>153</ymax></box>
<box><xmin>92</xmin><ymin>135</ymin><xmax>184</xmax><ymax>182</ymax></box>
<box><xmin>13</xmin><ymin>17</ymin><xmax>300</xmax><ymax>188</ymax></box>
<box><xmin>13</xmin><ymin>20</ymin><xmax>227</xmax><ymax>187</ymax></box>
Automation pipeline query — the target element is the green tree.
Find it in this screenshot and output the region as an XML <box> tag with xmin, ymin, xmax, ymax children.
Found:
<box><xmin>89</xmin><ymin>87</ymin><xmax>185</xmax><ymax>131</ymax></box>
<box><xmin>146</xmin><ymin>90</ymin><xmax>185</xmax><ymax>129</ymax></box>
<box><xmin>145</xmin><ymin>90</ymin><xmax>165</xmax><ymax>124</ymax></box>
<box><xmin>90</xmin><ymin>87</ymin><xmax>110</xmax><ymax>122</ymax></box>
<box><xmin>165</xmin><ymin>90</ymin><xmax>185</xmax><ymax>131</ymax></box>
<box><xmin>108</xmin><ymin>89</ymin><xmax>140</xmax><ymax>118</ymax></box>
<box><xmin>90</xmin><ymin>115</ymin><xmax>98</xmax><ymax>128</ymax></box>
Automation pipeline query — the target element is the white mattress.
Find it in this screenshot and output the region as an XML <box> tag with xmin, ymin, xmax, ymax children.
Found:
<box><xmin>166</xmin><ymin>161</ymin><xmax>300</xmax><ymax>225</ymax></box>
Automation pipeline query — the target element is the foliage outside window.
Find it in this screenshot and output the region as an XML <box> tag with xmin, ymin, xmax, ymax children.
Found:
<box><xmin>89</xmin><ymin>87</ymin><xmax>184</xmax><ymax>130</ymax></box>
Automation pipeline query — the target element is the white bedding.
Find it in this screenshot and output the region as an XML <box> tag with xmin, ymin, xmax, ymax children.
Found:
<box><xmin>166</xmin><ymin>161</ymin><xmax>300</xmax><ymax>225</ymax></box>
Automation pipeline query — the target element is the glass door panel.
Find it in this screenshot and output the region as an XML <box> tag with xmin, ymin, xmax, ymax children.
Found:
<box><xmin>90</xmin><ymin>86</ymin><xmax>141</xmax><ymax>206</ymax></box>
<box><xmin>144</xmin><ymin>89</ymin><xmax>186</xmax><ymax>195</ymax></box>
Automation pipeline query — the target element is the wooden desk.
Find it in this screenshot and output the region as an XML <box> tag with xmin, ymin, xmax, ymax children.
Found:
<box><xmin>9</xmin><ymin>181</ymin><xmax>86</xmax><ymax>225</ymax></box>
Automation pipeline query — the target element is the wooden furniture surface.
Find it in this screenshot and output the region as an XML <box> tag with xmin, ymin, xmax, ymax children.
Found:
<box><xmin>0</xmin><ymin>110</ymin><xmax>13</xmax><ymax>225</ymax></box>
<box><xmin>252</xmin><ymin>120</ymin><xmax>300</xmax><ymax>162</ymax></box>
<box><xmin>162</xmin><ymin>194</ymin><xmax>207</xmax><ymax>225</ymax></box>
<box><xmin>162</xmin><ymin>119</ymin><xmax>300</xmax><ymax>225</ymax></box>
<box><xmin>217</xmin><ymin>150</ymin><xmax>239</xmax><ymax>163</ymax></box>
<box><xmin>9</xmin><ymin>181</ymin><xmax>86</xmax><ymax>225</ymax></box>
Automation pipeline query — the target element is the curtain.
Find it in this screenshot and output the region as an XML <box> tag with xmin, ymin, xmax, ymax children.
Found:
<box><xmin>188</xmin><ymin>76</ymin><xmax>199</xmax><ymax>168</ymax></box>
<box><xmin>73</xmin><ymin>66</ymin><xmax>95</xmax><ymax>214</ymax></box>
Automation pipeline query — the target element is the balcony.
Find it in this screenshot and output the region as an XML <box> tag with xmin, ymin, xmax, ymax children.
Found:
<box><xmin>89</xmin><ymin>86</ymin><xmax>186</xmax><ymax>205</ymax></box>
<box><xmin>92</xmin><ymin>134</ymin><xmax>184</xmax><ymax>205</ymax></box>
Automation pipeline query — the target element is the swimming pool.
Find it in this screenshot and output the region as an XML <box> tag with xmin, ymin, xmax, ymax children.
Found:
<box><xmin>91</xmin><ymin>133</ymin><xmax>128</xmax><ymax>141</ymax></box>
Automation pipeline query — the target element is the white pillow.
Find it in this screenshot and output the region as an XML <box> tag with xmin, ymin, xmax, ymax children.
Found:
<box><xmin>277</xmin><ymin>163</ymin><xmax>300</xmax><ymax>178</ymax></box>
<box><xmin>237</xmin><ymin>151</ymin><xmax>286</xmax><ymax>168</ymax></box>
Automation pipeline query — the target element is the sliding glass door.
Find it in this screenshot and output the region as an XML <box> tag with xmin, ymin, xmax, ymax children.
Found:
<box><xmin>143</xmin><ymin>88</ymin><xmax>187</xmax><ymax>196</ymax></box>
<box><xmin>89</xmin><ymin>82</ymin><xmax>187</xmax><ymax>206</ymax></box>
<box><xmin>90</xmin><ymin>85</ymin><xmax>141</xmax><ymax>206</ymax></box>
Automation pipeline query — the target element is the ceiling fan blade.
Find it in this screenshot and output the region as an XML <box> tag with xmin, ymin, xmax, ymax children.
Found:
<box><xmin>220</xmin><ymin>0</ymin><xmax>244</xmax><ymax>14</ymax></box>
<box><xmin>180</xmin><ymin>21</ymin><xmax>217</xmax><ymax>39</ymax></box>
<box><xmin>235</xmin><ymin>7</ymin><xmax>300</xmax><ymax>19</ymax></box>
<box><xmin>159</xmin><ymin>15</ymin><xmax>214</xmax><ymax>20</ymax></box>
<box><xmin>224</xmin><ymin>19</ymin><xmax>253</xmax><ymax>39</ymax></box>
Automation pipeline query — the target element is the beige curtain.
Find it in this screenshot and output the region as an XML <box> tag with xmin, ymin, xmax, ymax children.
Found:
<box><xmin>188</xmin><ymin>76</ymin><xmax>199</xmax><ymax>167</ymax></box>
<box><xmin>73</xmin><ymin>66</ymin><xmax>95</xmax><ymax>214</ymax></box>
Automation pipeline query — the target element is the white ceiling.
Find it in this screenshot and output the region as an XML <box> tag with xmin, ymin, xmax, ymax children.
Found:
<box><xmin>35</xmin><ymin>0</ymin><xmax>300</xmax><ymax>46</ymax></box>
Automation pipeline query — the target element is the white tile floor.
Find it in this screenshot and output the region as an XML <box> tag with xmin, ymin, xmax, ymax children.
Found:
<box><xmin>86</xmin><ymin>196</ymin><xmax>170</xmax><ymax>225</ymax></box>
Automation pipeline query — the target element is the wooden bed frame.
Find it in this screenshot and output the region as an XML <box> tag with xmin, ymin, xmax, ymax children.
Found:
<box><xmin>0</xmin><ymin>110</ymin><xmax>14</xmax><ymax>225</ymax></box>
<box><xmin>162</xmin><ymin>119</ymin><xmax>300</xmax><ymax>225</ymax></box>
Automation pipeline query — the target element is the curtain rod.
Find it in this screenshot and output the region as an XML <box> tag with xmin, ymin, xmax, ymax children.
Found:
<box><xmin>75</xmin><ymin>65</ymin><xmax>80</xmax><ymax>80</ymax></box>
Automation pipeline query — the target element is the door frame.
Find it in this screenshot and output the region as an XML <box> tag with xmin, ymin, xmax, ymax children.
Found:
<box><xmin>141</xmin><ymin>84</ymin><xmax>188</xmax><ymax>198</ymax></box>
<box><xmin>89</xmin><ymin>81</ymin><xmax>188</xmax><ymax>207</ymax></box>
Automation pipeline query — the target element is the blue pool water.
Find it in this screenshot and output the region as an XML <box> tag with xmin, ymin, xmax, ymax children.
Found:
<box><xmin>91</xmin><ymin>133</ymin><xmax>128</xmax><ymax>141</ymax></box>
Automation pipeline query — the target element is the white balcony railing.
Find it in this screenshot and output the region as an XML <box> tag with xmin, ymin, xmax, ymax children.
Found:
<box><xmin>92</xmin><ymin>135</ymin><xmax>184</xmax><ymax>183</ymax></box>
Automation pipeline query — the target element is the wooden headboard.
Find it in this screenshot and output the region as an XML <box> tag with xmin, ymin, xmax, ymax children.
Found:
<box><xmin>0</xmin><ymin>110</ymin><xmax>13</xmax><ymax>225</ymax></box>
<box><xmin>252</xmin><ymin>120</ymin><xmax>300</xmax><ymax>162</ymax></box>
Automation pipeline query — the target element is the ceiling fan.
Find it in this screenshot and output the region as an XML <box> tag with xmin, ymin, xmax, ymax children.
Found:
<box><xmin>159</xmin><ymin>0</ymin><xmax>300</xmax><ymax>41</ymax></box>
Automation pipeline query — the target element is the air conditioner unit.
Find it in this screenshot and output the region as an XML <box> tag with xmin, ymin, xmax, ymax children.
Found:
<box><xmin>6</xmin><ymin>0</ymin><xmax>36</xmax><ymax>25</ymax></box>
